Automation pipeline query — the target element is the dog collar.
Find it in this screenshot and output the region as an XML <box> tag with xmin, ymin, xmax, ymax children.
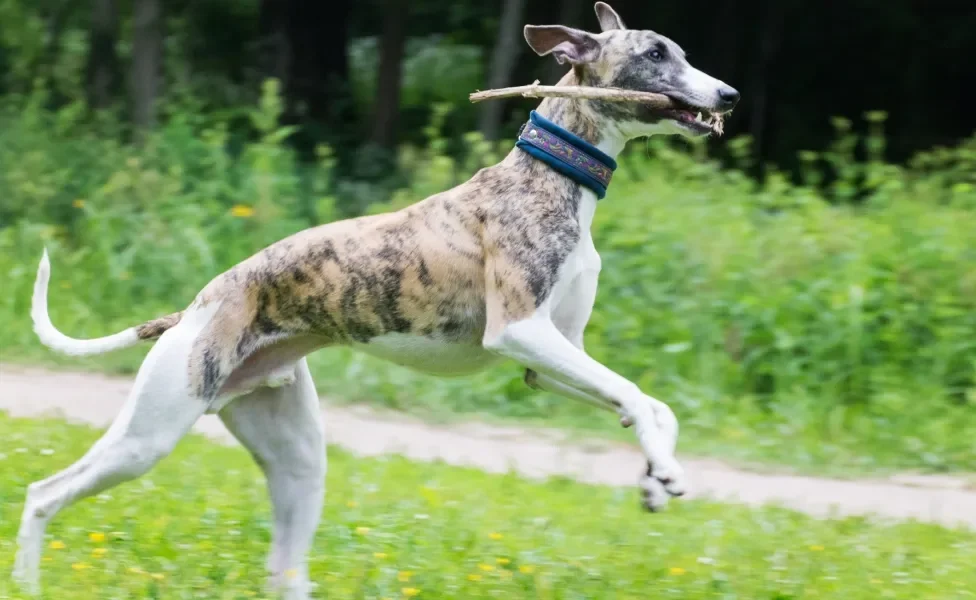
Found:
<box><xmin>515</xmin><ymin>110</ymin><xmax>617</xmax><ymax>200</ymax></box>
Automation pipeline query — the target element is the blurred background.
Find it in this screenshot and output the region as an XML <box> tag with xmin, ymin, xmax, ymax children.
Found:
<box><xmin>1</xmin><ymin>2</ymin><xmax>976</xmax><ymax>597</ymax></box>
<box><xmin>0</xmin><ymin>0</ymin><xmax>974</xmax><ymax>470</ymax></box>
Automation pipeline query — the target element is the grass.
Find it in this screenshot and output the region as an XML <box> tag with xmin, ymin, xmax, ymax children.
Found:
<box><xmin>1</xmin><ymin>414</ymin><xmax>975</xmax><ymax>599</ymax></box>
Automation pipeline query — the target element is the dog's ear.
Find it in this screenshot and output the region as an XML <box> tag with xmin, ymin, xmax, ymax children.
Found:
<box><xmin>524</xmin><ymin>25</ymin><xmax>601</xmax><ymax>66</ymax></box>
<box><xmin>594</xmin><ymin>2</ymin><xmax>627</xmax><ymax>31</ymax></box>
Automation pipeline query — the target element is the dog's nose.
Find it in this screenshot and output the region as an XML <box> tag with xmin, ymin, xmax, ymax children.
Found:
<box><xmin>718</xmin><ymin>86</ymin><xmax>740</xmax><ymax>108</ymax></box>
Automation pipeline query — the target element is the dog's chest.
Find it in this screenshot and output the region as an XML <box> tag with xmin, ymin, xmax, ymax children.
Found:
<box><xmin>353</xmin><ymin>332</ymin><xmax>502</xmax><ymax>376</ymax></box>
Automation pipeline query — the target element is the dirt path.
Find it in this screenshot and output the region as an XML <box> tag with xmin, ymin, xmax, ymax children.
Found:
<box><xmin>2</xmin><ymin>364</ymin><xmax>974</xmax><ymax>529</ymax></box>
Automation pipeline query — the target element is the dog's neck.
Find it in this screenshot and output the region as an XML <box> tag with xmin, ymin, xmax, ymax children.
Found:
<box><xmin>531</xmin><ymin>70</ymin><xmax>629</xmax><ymax>160</ymax></box>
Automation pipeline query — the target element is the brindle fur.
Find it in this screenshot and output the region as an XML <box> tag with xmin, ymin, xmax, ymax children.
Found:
<box><xmin>17</xmin><ymin>5</ymin><xmax>740</xmax><ymax>597</ymax></box>
<box><xmin>130</xmin><ymin>71</ymin><xmax>613</xmax><ymax>402</ymax></box>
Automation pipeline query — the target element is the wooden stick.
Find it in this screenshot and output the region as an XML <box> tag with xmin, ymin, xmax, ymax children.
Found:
<box><xmin>469</xmin><ymin>80</ymin><xmax>674</xmax><ymax>108</ymax></box>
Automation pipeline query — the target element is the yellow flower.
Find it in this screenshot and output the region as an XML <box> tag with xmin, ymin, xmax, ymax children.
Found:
<box><xmin>230</xmin><ymin>204</ymin><xmax>255</xmax><ymax>218</ymax></box>
<box><xmin>870</xmin><ymin>579</ymin><xmax>883</xmax><ymax>585</ymax></box>
<box><xmin>496</xmin><ymin>558</ymin><xmax>510</xmax><ymax>565</ymax></box>
<box><xmin>285</xmin><ymin>568</ymin><xmax>299</xmax><ymax>579</ymax></box>
<box><xmin>355</xmin><ymin>526</ymin><xmax>370</xmax><ymax>536</ymax></box>
<box><xmin>488</xmin><ymin>532</ymin><xmax>504</xmax><ymax>540</ymax></box>
<box><xmin>467</xmin><ymin>574</ymin><xmax>482</xmax><ymax>582</ymax></box>
<box><xmin>72</xmin><ymin>199</ymin><xmax>86</xmax><ymax>209</ymax></box>
<box><xmin>72</xmin><ymin>562</ymin><xmax>90</xmax><ymax>571</ymax></box>
<box><xmin>346</xmin><ymin>500</ymin><xmax>358</xmax><ymax>508</ymax></box>
<box><xmin>49</xmin><ymin>540</ymin><xmax>66</xmax><ymax>550</ymax></box>
<box><xmin>401</xmin><ymin>588</ymin><xmax>420</xmax><ymax>597</ymax></box>
<box><xmin>89</xmin><ymin>532</ymin><xmax>106</xmax><ymax>543</ymax></box>
<box><xmin>151</xmin><ymin>573</ymin><xmax>165</xmax><ymax>580</ymax></box>
<box><xmin>373</xmin><ymin>552</ymin><xmax>388</xmax><ymax>559</ymax></box>
<box><xmin>519</xmin><ymin>565</ymin><xmax>535</xmax><ymax>574</ymax></box>
<box><xmin>92</xmin><ymin>547</ymin><xmax>108</xmax><ymax>557</ymax></box>
<box><xmin>669</xmin><ymin>567</ymin><xmax>687</xmax><ymax>576</ymax></box>
<box><xmin>128</xmin><ymin>567</ymin><xmax>145</xmax><ymax>575</ymax></box>
<box><xmin>478</xmin><ymin>564</ymin><xmax>494</xmax><ymax>572</ymax></box>
<box><xmin>398</xmin><ymin>570</ymin><xmax>413</xmax><ymax>582</ymax></box>
<box><xmin>809</xmin><ymin>545</ymin><xmax>824</xmax><ymax>552</ymax></box>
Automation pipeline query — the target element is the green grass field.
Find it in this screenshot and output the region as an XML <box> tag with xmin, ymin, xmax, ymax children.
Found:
<box><xmin>1</xmin><ymin>414</ymin><xmax>973</xmax><ymax>599</ymax></box>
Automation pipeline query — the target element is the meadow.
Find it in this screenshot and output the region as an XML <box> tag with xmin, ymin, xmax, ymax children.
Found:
<box><xmin>1</xmin><ymin>414</ymin><xmax>974</xmax><ymax>600</ymax></box>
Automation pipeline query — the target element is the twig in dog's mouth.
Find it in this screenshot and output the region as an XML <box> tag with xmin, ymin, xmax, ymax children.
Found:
<box><xmin>469</xmin><ymin>81</ymin><xmax>727</xmax><ymax>136</ymax></box>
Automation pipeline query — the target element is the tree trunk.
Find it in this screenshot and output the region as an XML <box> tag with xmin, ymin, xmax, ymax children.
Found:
<box><xmin>478</xmin><ymin>0</ymin><xmax>528</xmax><ymax>141</ymax></box>
<box><xmin>130</xmin><ymin>0</ymin><xmax>163</xmax><ymax>135</ymax></box>
<box><xmin>86</xmin><ymin>0</ymin><xmax>120</xmax><ymax>109</ymax></box>
<box><xmin>748</xmin><ymin>0</ymin><xmax>786</xmax><ymax>164</ymax></box>
<box><xmin>275</xmin><ymin>0</ymin><xmax>354</xmax><ymax>161</ymax></box>
<box><xmin>370</xmin><ymin>0</ymin><xmax>409</xmax><ymax>149</ymax></box>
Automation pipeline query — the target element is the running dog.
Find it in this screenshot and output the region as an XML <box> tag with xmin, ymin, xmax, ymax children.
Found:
<box><xmin>14</xmin><ymin>3</ymin><xmax>738</xmax><ymax>597</ymax></box>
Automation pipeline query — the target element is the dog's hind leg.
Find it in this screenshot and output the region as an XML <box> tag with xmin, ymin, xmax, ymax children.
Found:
<box><xmin>218</xmin><ymin>357</ymin><xmax>325</xmax><ymax>600</ymax></box>
<box><xmin>13</xmin><ymin>308</ymin><xmax>216</xmax><ymax>595</ymax></box>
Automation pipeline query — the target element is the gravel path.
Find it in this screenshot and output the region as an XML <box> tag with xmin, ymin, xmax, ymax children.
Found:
<box><xmin>1</xmin><ymin>364</ymin><xmax>974</xmax><ymax>529</ymax></box>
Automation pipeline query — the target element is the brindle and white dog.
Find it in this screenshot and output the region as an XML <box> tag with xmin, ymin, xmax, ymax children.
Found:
<box><xmin>14</xmin><ymin>3</ymin><xmax>738</xmax><ymax>597</ymax></box>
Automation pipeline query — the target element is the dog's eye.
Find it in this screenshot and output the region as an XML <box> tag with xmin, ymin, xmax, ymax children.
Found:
<box><xmin>648</xmin><ymin>49</ymin><xmax>664</xmax><ymax>62</ymax></box>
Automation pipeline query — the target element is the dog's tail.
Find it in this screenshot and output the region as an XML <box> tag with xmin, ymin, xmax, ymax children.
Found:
<box><xmin>31</xmin><ymin>249</ymin><xmax>184</xmax><ymax>356</ymax></box>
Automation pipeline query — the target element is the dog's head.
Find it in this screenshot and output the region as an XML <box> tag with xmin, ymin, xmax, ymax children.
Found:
<box><xmin>525</xmin><ymin>2</ymin><xmax>739</xmax><ymax>139</ymax></box>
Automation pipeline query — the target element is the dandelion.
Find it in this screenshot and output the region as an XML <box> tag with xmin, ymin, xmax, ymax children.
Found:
<box><xmin>92</xmin><ymin>548</ymin><xmax>108</xmax><ymax>558</ymax></box>
<box><xmin>72</xmin><ymin>199</ymin><xmax>86</xmax><ymax>209</ymax></box>
<box><xmin>467</xmin><ymin>574</ymin><xmax>482</xmax><ymax>582</ymax></box>
<box><xmin>398</xmin><ymin>570</ymin><xmax>413</xmax><ymax>582</ymax></box>
<box><xmin>230</xmin><ymin>204</ymin><xmax>255</xmax><ymax>218</ymax></box>
<box><xmin>496</xmin><ymin>558</ymin><xmax>510</xmax><ymax>565</ymax></box>
<box><xmin>151</xmin><ymin>573</ymin><xmax>166</xmax><ymax>580</ymax></box>
<box><xmin>809</xmin><ymin>545</ymin><xmax>824</xmax><ymax>552</ymax></box>
<box><xmin>89</xmin><ymin>532</ymin><xmax>106</xmax><ymax>543</ymax></box>
<box><xmin>346</xmin><ymin>500</ymin><xmax>358</xmax><ymax>508</ymax></box>
<box><xmin>669</xmin><ymin>567</ymin><xmax>687</xmax><ymax>576</ymax></box>
<box><xmin>401</xmin><ymin>587</ymin><xmax>420</xmax><ymax>597</ymax></box>
<box><xmin>489</xmin><ymin>532</ymin><xmax>503</xmax><ymax>540</ymax></box>
<box><xmin>72</xmin><ymin>562</ymin><xmax>90</xmax><ymax>571</ymax></box>
<box><xmin>128</xmin><ymin>567</ymin><xmax>145</xmax><ymax>575</ymax></box>
<box><xmin>519</xmin><ymin>565</ymin><xmax>535</xmax><ymax>574</ymax></box>
<box><xmin>355</xmin><ymin>526</ymin><xmax>370</xmax><ymax>536</ymax></box>
<box><xmin>478</xmin><ymin>564</ymin><xmax>494</xmax><ymax>572</ymax></box>
<box><xmin>49</xmin><ymin>540</ymin><xmax>66</xmax><ymax>550</ymax></box>
<box><xmin>373</xmin><ymin>552</ymin><xmax>388</xmax><ymax>559</ymax></box>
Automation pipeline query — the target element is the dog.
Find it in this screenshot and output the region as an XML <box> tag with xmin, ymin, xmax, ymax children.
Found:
<box><xmin>13</xmin><ymin>3</ymin><xmax>738</xmax><ymax>597</ymax></box>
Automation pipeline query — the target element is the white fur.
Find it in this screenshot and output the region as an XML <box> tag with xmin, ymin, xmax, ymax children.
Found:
<box><xmin>482</xmin><ymin>181</ymin><xmax>686</xmax><ymax>510</ymax></box>
<box><xmin>356</xmin><ymin>333</ymin><xmax>503</xmax><ymax>376</ymax></box>
<box><xmin>680</xmin><ymin>65</ymin><xmax>730</xmax><ymax>108</ymax></box>
<box><xmin>218</xmin><ymin>358</ymin><xmax>325</xmax><ymax>599</ymax></box>
<box><xmin>13</xmin><ymin>304</ymin><xmax>218</xmax><ymax>593</ymax></box>
<box><xmin>31</xmin><ymin>249</ymin><xmax>140</xmax><ymax>356</ymax></box>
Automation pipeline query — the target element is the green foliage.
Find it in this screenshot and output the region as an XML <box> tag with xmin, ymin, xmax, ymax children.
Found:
<box><xmin>2</xmin><ymin>415</ymin><xmax>975</xmax><ymax>599</ymax></box>
<box><xmin>1</xmin><ymin>84</ymin><xmax>975</xmax><ymax>473</ymax></box>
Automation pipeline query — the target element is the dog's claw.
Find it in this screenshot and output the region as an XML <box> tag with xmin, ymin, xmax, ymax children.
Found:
<box><xmin>619</xmin><ymin>415</ymin><xmax>634</xmax><ymax>428</ymax></box>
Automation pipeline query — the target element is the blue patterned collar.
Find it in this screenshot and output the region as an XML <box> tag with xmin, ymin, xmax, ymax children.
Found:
<box><xmin>515</xmin><ymin>110</ymin><xmax>617</xmax><ymax>200</ymax></box>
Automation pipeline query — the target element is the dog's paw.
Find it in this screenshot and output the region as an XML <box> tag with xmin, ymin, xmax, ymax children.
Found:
<box><xmin>639</xmin><ymin>460</ymin><xmax>686</xmax><ymax>512</ymax></box>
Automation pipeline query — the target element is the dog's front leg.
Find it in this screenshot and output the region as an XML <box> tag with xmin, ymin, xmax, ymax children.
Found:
<box><xmin>484</xmin><ymin>312</ymin><xmax>685</xmax><ymax>509</ymax></box>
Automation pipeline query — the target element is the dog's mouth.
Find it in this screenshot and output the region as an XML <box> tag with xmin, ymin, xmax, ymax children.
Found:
<box><xmin>658</xmin><ymin>99</ymin><xmax>727</xmax><ymax>136</ymax></box>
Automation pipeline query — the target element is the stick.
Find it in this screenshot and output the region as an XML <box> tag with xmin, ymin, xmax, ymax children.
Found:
<box><xmin>469</xmin><ymin>80</ymin><xmax>674</xmax><ymax>108</ymax></box>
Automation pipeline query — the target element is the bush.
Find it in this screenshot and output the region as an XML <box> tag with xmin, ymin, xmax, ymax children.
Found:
<box><xmin>1</xmin><ymin>82</ymin><xmax>974</xmax><ymax>473</ymax></box>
